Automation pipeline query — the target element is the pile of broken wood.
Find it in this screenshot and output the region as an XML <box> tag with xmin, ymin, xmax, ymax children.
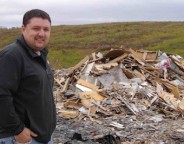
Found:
<box><xmin>53</xmin><ymin>48</ymin><xmax>184</xmax><ymax>143</ymax></box>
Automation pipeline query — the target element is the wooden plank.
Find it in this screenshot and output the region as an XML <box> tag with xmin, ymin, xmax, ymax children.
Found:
<box><xmin>76</xmin><ymin>79</ymin><xmax>99</xmax><ymax>91</ymax></box>
<box><xmin>155</xmin><ymin>78</ymin><xmax>180</xmax><ymax>98</ymax></box>
<box><xmin>129</xmin><ymin>49</ymin><xmax>145</xmax><ymax>65</ymax></box>
<box><xmin>80</xmin><ymin>91</ymin><xmax>105</xmax><ymax>101</ymax></box>
<box><xmin>143</xmin><ymin>52</ymin><xmax>147</xmax><ymax>60</ymax></box>
<box><xmin>104</xmin><ymin>49</ymin><xmax>128</xmax><ymax>60</ymax></box>
<box><xmin>67</xmin><ymin>56</ymin><xmax>89</xmax><ymax>75</ymax></box>
<box><xmin>61</xmin><ymin>77</ymin><xmax>71</xmax><ymax>93</ymax></box>
<box><xmin>108</xmin><ymin>53</ymin><xmax>128</xmax><ymax>63</ymax></box>
<box><xmin>136</xmin><ymin>50</ymin><xmax>157</xmax><ymax>60</ymax></box>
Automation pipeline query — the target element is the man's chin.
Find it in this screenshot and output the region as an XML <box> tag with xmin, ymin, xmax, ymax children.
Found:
<box><xmin>35</xmin><ymin>44</ymin><xmax>46</xmax><ymax>51</ymax></box>
<box><xmin>34</xmin><ymin>47</ymin><xmax>44</xmax><ymax>51</ymax></box>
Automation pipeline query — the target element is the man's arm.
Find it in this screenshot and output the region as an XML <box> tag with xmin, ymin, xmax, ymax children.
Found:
<box><xmin>0</xmin><ymin>51</ymin><xmax>24</xmax><ymax>134</ymax></box>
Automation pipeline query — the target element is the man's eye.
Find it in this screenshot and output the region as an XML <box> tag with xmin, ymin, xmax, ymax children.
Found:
<box><xmin>44</xmin><ymin>28</ymin><xmax>49</xmax><ymax>32</ymax></box>
<box><xmin>33</xmin><ymin>27</ymin><xmax>39</xmax><ymax>30</ymax></box>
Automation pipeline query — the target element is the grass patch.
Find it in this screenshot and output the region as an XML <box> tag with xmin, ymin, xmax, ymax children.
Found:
<box><xmin>48</xmin><ymin>48</ymin><xmax>95</xmax><ymax>69</ymax></box>
<box><xmin>1</xmin><ymin>22</ymin><xmax>184</xmax><ymax>68</ymax></box>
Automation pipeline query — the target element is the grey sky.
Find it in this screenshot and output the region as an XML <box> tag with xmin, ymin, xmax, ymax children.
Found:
<box><xmin>1</xmin><ymin>0</ymin><xmax>184</xmax><ymax>28</ymax></box>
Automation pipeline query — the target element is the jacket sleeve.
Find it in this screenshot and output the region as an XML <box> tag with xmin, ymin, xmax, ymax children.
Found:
<box><xmin>0</xmin><ymin>51</ymin><xmax>24</xmax><ymax>135</ymax></box>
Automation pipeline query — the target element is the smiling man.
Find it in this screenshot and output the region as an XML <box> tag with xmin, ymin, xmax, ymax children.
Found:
<box><xmin>0</xmin><ymin>9</ymin><xmax>56</xmax><ymax>144</ymax></box>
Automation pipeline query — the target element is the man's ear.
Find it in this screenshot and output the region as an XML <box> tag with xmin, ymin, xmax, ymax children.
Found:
<box><xmin>21</xmin><ymin>25</ymin><xmax>25</xmax><ymax>32</ymax></box>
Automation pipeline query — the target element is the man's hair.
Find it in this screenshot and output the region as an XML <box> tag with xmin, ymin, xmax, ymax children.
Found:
<box><xmin>23</xmin><ymin>9</ymin><xmax>51</xmax><ymax>26</ymax></box>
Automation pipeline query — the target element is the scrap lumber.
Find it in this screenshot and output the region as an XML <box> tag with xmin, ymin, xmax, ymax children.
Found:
<box><xmin>136</xmin><ymin>50</ymin><xmax>158</xmax><ymax>61</ymax></box>
<box><xmin>80</xmin><ymin>91</ymin><xmax>105</xmax><ymax>101</ymax></box>
<box><xmin>67</xmin><ymin>56</ymin><xmax>89</xmax><ymax>75</ymax></box>
<box><xmin>154</xmin><ymin>78</ymin><xmax>180</xmax><ymax>98</ymax></box>
<box><xmin>117</xmin><ymin>96</ymin><xmax>138</xmax><ymax>115</ymax></box>
<box><xmin>58</xmin><ymin>109</ymin><xmax>79</xmax><ymax>119</ymax></box>
<box><xmin>60</xmin><ymin>77</ymin><xmax>71</xmax><ymax>93</ymax></box>
<box><xmin>108</xmin><ymin>53</ymin><xmax>128</xmax><ymax>63</ymax></box>
<box><xmin>104</xmin><ymin>48</ymin><xmax>128</xmax><ymax>60</ymax></box>
<box><xmin>55</xmin><ymin>48</ymin><xmax>184</xmax><ymax>126</ymax></box>
<box><xmin>76</xmin><ymin>79</ymin><xmax>99</xmax><ymax>91</ymax></box>
<box><xmin>129</xmin><ymin>48</ymin><xmax>145</xmax><ymax>65</ymax></box>
<box><xmin>53</xmin><ymin>48</ymin><xmax>184</xmax><ymax>143</ymax></box>
<box><xmin>178</xmin><ymin>98</ymin><xmax>184</xmax><ymax>114</ymax></box>
<box><xmin>64</xmin><ymin>101</ymin><xmax>83</xmax><ymax>109</ymax></box>
<box><xmin>170</xmin><ymin>55</ymin><xmax>184</xmax><ymax>71</ymax></box>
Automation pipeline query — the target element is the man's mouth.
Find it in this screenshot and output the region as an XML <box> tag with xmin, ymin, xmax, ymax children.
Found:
<box><xmin>36</xmin><ymin>38</ymin><xmax>44</xmax><ymax>43</ymax></box>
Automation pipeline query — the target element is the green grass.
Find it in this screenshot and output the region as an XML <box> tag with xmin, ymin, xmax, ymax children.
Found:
<box><xmin>48</xmin><ymin>48</ymin><xmax>94</xmax><ymax>69</ymax></box>
<box><xmin>0</xmin><ymin>22</ymin><xmax>184</xmax><ymax>69</ymax></box>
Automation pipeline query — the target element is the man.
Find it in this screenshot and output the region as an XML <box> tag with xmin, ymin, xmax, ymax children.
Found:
<box><xmin>0</xmin><ymin>9</ymin><xmax>56</xmax><ymax>144</ymax></box>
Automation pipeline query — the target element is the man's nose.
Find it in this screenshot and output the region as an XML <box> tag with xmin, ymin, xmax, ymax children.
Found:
<box><xmin>38</xmin><ymin>29</ymin><xmax>45</xmax><ymax>36</ymax></box>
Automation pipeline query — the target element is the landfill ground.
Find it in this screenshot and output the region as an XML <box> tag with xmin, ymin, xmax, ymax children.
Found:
<box><xmin>52</xmin><ymin>113</ymin><xmax>184</xmax><ymax>144</ymax></box>
<box><xmin>52</xmin><ymin>48</ymin><xmax>184</xmax><ymax>144</ymax></box>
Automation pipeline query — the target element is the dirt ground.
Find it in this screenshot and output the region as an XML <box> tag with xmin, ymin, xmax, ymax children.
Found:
<box><xmin>52</xmin><ymin>111</ymin><xmax>184</xmax><ymax>144</ymax></box>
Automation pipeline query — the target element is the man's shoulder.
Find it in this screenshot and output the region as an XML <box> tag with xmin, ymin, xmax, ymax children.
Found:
<box><xmin>1</xmin><ymin>41</ymin><xmax>23</xmax><ymax>57</ymax></box>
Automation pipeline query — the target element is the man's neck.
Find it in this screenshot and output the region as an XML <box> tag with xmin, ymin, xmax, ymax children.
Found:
<box><xmin>35</xmin><ymin>51</ymin><xmax>41</xmax><ymax>56</ymax></box>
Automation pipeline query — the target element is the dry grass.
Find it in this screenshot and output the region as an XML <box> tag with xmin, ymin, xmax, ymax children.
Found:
<box><xmin>0</xmin><ymin>22</ymin><xmax>184</xmax><ymax>69</ymax></box>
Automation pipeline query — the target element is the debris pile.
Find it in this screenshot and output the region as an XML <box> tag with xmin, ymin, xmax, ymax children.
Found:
<box><xmin>53</xmin><ymin>48</ymin><xmax>184</xmax><ymax>143</ymax></box>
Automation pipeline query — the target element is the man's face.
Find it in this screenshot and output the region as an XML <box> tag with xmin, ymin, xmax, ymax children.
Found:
<box><xmin>22</xmin><ymin>17</ymin><xmax>51</xmax><ymax>52</ymax></box>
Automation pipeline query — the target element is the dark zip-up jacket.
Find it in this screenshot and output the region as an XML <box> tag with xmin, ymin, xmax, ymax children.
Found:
<box><xmin>0</xmin><ymin>35</ymin><xmax>56</xmax><ymax>143</ymax></box>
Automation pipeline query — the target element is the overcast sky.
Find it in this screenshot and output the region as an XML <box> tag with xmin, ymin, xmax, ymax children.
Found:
<box><xmin>1</xmin><ymin>0</ymin><xmax>184</xmax><ymax>28</ymax></box>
